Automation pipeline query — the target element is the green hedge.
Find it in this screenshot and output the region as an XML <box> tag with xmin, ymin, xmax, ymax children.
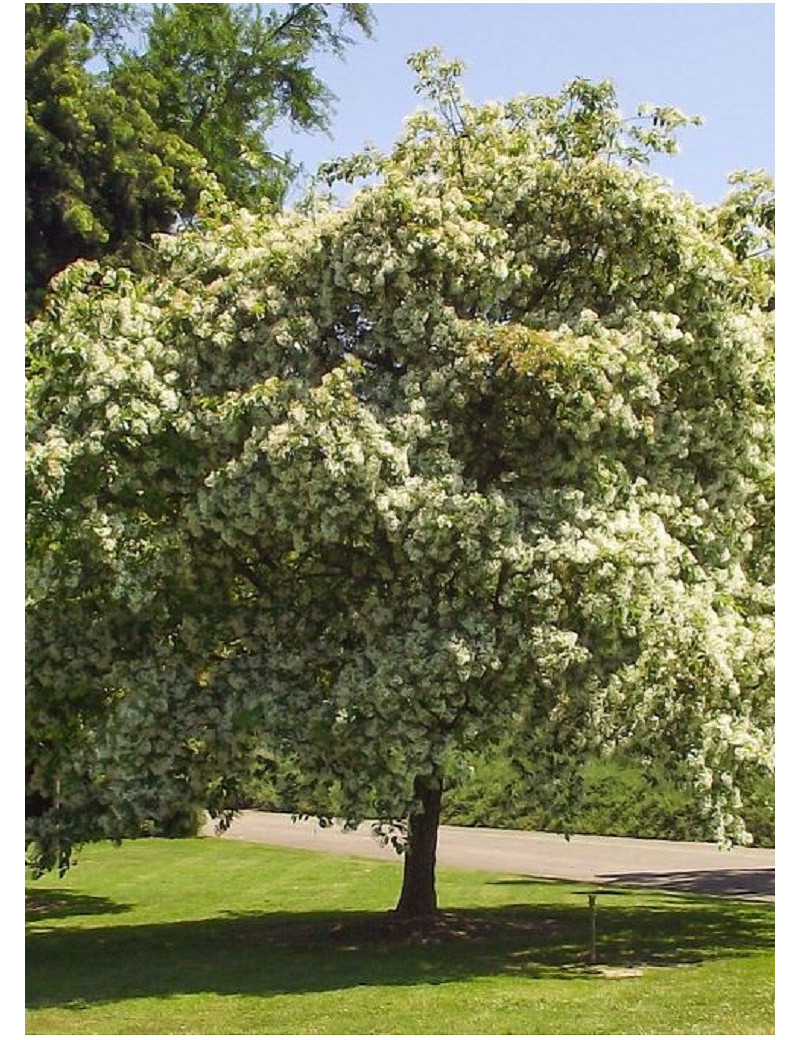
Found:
<box><xmin>245</xmin><ymin>748</ymin><xmax>774</xmax><ymax>848</ymax></box>
<box><xmin>239</xmin><ymin>741</ymin><xmax>773</xmax><ymax>848</ymax></box>
<box><xmin>439</xmin><ymin>752</ymin><xmax>775</xmax><ymax>847</ymax></box>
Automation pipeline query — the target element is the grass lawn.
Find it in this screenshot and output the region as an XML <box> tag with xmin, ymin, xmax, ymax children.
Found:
<box><xmin>25</xmin><ymin>836</ymin><xmax>774</xmax><ymax>1035</ymax></box>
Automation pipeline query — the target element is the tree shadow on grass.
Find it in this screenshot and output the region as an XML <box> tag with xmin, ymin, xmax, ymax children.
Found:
<box><xmin>26</xmin><ymin>893</ymin><xmax>774</xmax><ymax>1011</ymax></box>
<box><xmin>25</xmin><ymin>888</ymin><xmax>133</xmax><ymax>923</ymax></box>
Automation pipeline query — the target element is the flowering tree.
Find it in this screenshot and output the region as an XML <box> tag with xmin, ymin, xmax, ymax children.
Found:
<box><xmin>26</xmin><ymin>51</ymin><xmax>774</xmax><ymax>916</ymax></box>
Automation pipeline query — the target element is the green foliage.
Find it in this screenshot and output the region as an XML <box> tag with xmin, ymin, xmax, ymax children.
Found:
<box><xmin>439</xmin><ymin>750</ymin><xmax>775</xmax><ymax>847</ymax></box>
<box><xmin>26</xmin><ymin>51</ymin><xmax>774</xmax><ymax>884</ymax></box>
<box><xmin>126</xmin><ymin>3</ymin><xmax>373</xmax><ymax>209</ymax></box>
<box><xmin>244</xmin><ymin>744</ymin><xmax>774</xmax><ymax>847</ymax></box>
<box><xmin>137</xmin><ymin>805</ymin><xmax>207</xmax><ymax>839</ymax></box>
<box><xmin>25</xmin><ymin>3</ymin><xmax>373</xmax><ymax>315</ymax></box>
<box><xmin>25</xmin><ymin>3</ymin><xmax>213</xmax><ymax>315</ymax></box>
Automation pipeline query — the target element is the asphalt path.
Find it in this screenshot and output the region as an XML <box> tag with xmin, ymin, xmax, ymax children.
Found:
<box><xmin>202</xmin><ymin>811</ymin><xmax>775</xmax><ymax>901</ymax></box>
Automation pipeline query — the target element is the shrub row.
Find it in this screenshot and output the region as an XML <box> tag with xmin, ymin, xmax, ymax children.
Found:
<box><xmin>244</xmin><ymin>749</ymin><xmax>774</xmax><ymax>848</ymax></box>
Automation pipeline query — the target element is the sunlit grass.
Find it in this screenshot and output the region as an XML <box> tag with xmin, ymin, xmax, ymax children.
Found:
<box><xmin>26</xmin><ymin>837</ymin><xmax>774</xmax><ymax>1035</ymax></box>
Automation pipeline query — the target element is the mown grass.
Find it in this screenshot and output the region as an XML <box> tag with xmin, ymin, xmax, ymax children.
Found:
<box><xmin>26</xmin><ymin>836</ymin><xmax>774</xmax><ymax>1035</ymax></box>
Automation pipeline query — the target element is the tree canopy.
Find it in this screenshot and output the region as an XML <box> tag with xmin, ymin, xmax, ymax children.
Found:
<box><xmin>25</xmin><ymin>2</ymin><xmax>373</xmax><ymax>315</ymax></box>
<box><xmin>127</xmin><ymin>3</ymin><xmax>374</xmax><ymax>208</ymax></box>
<box><xmin>26</xmin><ymin>51</ymin><xmax>774</xmax><ymax>915</ymax></box>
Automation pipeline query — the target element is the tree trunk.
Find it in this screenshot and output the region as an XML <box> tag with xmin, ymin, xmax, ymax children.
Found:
<box><xmin>394</xmin><ymin>774</ymin><xmax>442</xmax><ymax>918</ymax></box>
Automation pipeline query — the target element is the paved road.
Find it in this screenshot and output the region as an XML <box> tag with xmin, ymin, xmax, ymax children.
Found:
<box><xmin>202</xmin><ymin>811</ymin><xmax>775</xmax><ymax>901</ymax></box>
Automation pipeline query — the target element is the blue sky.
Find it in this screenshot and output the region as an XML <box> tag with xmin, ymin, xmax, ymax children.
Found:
<box><xmin>271</xmin><ymin>2</ymin><xmax>775</xmax><ymax>205</ymax></box>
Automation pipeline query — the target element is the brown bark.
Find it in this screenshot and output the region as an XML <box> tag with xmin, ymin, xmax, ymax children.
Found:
<box><xmin>394</xmin><ymin>774</ymin><xmax>442</xmax><ymax>918</ymax></box>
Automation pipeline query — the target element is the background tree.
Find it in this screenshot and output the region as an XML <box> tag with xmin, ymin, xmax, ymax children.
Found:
<box><xmin>25</xmin><ymin>3</ymin><xmax>209</xmax><ymax>316</ymax></box>
<box><xmin>26</xmin><ymin>52</ymin><xmax>774</xmax><ymax>916</ymax></box>
<box><xmin>25</xmin><ymin>3</ymin><xmax>373</xmax><ymax>316</ymax></box>
<box><xmin>124</xmin><ymin>3</ymin><xmax>374</xmax><ymax>209</ymax></box>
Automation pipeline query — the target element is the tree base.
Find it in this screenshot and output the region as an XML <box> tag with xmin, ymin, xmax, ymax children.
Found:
<box><xmin>395</xmin><ymin>775</ymin><xmax>442</xmax><ymax>919</ymax></box>
<box><xmin>391</xmin><ymin>905</ymin><xmax>442</xmax><ymax>923</ymax></box>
